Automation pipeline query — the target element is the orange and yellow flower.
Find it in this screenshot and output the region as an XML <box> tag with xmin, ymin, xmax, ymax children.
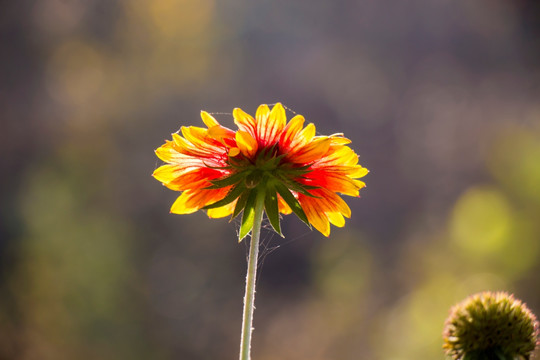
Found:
<box><xmin>153</xmin><ymin>103</ymin><xmax>368</xmax><ymax>238</ymax></box>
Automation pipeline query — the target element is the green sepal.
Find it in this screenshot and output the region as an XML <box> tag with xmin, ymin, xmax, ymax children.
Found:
<box><xmin>292</xmin><ymin>163</ymin><xmax>312</xmax><ymax>171</ymax></box>
<box><xmin>227</xmin><ymin>157</ymin><xmax>250</xmax><ymax>169</ymax></box>
<box><xmin>256</xmin><ymin>143</ymin><xmax>278</xmax><ymax>163</ymax></box>
<box><xmin>280</xmin><ymin>163</ymin><xmax>312</xmax><ymax>175</ymax></box>
<box><xmin>231</xmin><ymin>189</ymin><xmax>251</xmax><ymax>219</ymax></box>
<box><xmin>275</xmin><ymin>183</ymin><xmax>310</xmax><ymax>227</ymax></box>
<box><xmin>206</xmin><ymin>171</ymin><xmax>248</xmax><ymax>189</ymax></box>
<box><xmin>284</xmin><ymin>180</ymin><xmax>319</xmax><ymax>196</ymax></box>
<box><xmin>245</xmin><ymin>170</ymin><xmax>265</xmax><ymax>188</ymax></box>
<box><xmin>202</xmin><ymin>183</ymin><xmax>246</xmax><ymax>209</ymax></box>
<box><xmin>273</xmin><ymin>174</ymin><xmax>320</xmax><ymax>197</ymax></box>
<box><xmin>260</xmin><ymin>153</ymin><xmax>286</xmax><ymax>169</ymax></box>
<box><xmin>293</xmin><ymin>180</ymin><xmax>320</xmax><ymax>190</ymax></box>
<box><xmin>264</xmin><ymin>186</ymin><xmax>282</xmax><ymax>236</ymax></box>
<box><xmin>239</xmin><ymin>190</ymin><xmax>258</xmax><ymax>242</ymax></box>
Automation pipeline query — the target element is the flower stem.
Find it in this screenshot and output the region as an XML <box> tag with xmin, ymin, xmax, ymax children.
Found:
<box><xmin>239</xmin><ymin>189</ymin><xmax>266</xmax><ymax>360</ymax></box>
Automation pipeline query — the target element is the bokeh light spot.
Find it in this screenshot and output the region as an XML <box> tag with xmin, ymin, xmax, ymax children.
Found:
<box><xmin>311</xmin><ymin>233</ymin><xmax>371</xmax><ymax>302</ymax></box>
<box><xmin>488</xmin><ymin>127</ymin><xmax>540</xmax><ymax>204</ymax></box>
<box><xmin>450</xmin><ymin>186</ymin><xmax>512</xmax><ymax>255</ymax></box>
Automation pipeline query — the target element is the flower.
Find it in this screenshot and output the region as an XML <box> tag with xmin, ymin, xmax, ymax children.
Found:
<box><xmin>443</xmin><ymin>291</ymin><xmax>539</xmax><ymax>360</ymax></box>
<box><xmin>153</xmin><ymin>103</ymin><xmax>368</xmax><ymax>239</ymax></box>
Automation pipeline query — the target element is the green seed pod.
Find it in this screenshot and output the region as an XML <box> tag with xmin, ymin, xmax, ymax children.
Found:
<box><xmin>443</xmin><ymin>291</ymin><xmax>539</xmax><ymax>360</ymax></box>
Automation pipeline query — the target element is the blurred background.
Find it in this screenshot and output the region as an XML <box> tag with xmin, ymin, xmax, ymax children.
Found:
<box><xmin>1</xmin><ymin>0</ymin><xmax>540</xmax><ymax>359</ymax></box>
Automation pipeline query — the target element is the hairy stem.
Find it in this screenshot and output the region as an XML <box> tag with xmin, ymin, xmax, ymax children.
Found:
<box><xmin>239</xmin><ymin>190</ymin><xmax>266</xmax><ymax>360</ymax></box>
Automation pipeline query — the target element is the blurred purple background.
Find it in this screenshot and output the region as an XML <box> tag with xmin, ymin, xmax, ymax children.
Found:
<box><xmin>1</xmin><ymin>0</ymin><xmax>540</xmax><ymax>359</ymax></box>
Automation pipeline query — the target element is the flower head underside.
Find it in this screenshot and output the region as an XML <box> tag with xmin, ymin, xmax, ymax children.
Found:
<box><xmin>153</xmin><ymin>103</ymin><xmax>368</xmax><ymax>240</ymax></box>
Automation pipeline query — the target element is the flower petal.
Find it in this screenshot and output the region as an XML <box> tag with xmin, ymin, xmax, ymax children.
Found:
<box><xmin>207</xmin><ymin>201</ymin><xmax>237</xmax><ymax>218</ymax></box>
<box><xmin>290</xmin><ymin>137</ymin><xmax>331</xmax><ymax>164</ymax></box>
<box><xmin>256</xmin><ymin>104</ymin><xmax>270</xmax><ymax>118</ymax></box>
<box><xmin>301</xmin><ymin>200</ymin><xmax>330</xmax><ymax>236</ymax></box>
<box><xmin>233</xmin><ymin>107</ymin><xmax>256</xmax><ymax>137</ymax></box>
<box><xmin>154</xmin><ymin>166</ymin><xmax>223</xmax><ymax>191</ymax></box>
<box><xmin>327</xmin><ymin>212</ymin><xmax>345</xmax><ymax>227</ymax></box>
<box><xmin>349</xmin><ymin>166</ymin><xmax>369</xmax><ymax>178</ymax></box>
<box><xmin>170</xmin><ymin>188</ymin><xmax>230</xmax><ymax>214</ymax></box>
<box><xmin>228</xmin><ymin>147</ymin><xmax>241</xmax><ymax>157</ymax></box>
<box><xmin>277</xmin><ymin>194</ymin><xmax>292</xmax><ymax>214</ymax></box>
<box><xmin>302</xmin><ymin>170</ymin><xmax>365</xmax><ymax>196</ymax></box>
<box><xmin>170</xmin><ymin>191</ymin><xmax>199</xmax><ymax>214</ymax></box>
<box><xmin>280</xmin><ymin>115</ymin><xmax>305</xmax><ymax>149</ymax></box>
<box><xmin>152</xmin><ymin>164</ymin><xmax>181</xmax><ymax>183</ymax></box>
<box><xmin>256</xmin><ymin>103</ymin><xmax>286</xmax><ymax>146</ymax></box>
<box><xmin>296</xmin><ymin>188</ymin><xmax>353</xmax><ymax>236</ymax></box>
<box><xmin>207</xmin><ymin>125</ymin><xmax>236</xmax><ymax>144</ymax></box>
<box><xmin>172</xmin><ymin>131</ymin><xmax>225</xmax><ymax>159</ymax></box>
<box><xmin>288</xmin><ymin>123</ymin><xmax>316</xmax><ymax>152</ymax></box>
<box><xmin>236</xmin><ymin>130</ymin><xmax>258</xmax><ymax>158</ymax></box>
<box><xmin>200</xmin><ymin>111</ymin><xmax>219</xmax><ymax>128</ymax></box>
